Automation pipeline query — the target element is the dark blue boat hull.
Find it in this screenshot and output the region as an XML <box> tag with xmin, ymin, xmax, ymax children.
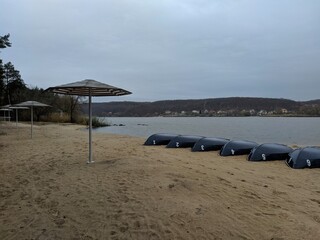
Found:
<box><xmin>248</xmin><ymin>143</ymin><xmax>293</xmax><ymax>161</ymax></box>
<box><xmin>192</xmin><ymin>137</ymin><xmax>230</xmax><ymax>152</ymax></box>
<box><xmin>144</xmin><ymin>133</ymin><xmax>180</xmax><ymax>146</ymax></box>
<box><xmin>220</xmin><ymin>140</ymin><xmax>258</xmax><ymax>156</ymax></box>
<box><xmin>167</xmin><ymin>135</ymin><xmax>204</xmax><ymax>148</ymax></box>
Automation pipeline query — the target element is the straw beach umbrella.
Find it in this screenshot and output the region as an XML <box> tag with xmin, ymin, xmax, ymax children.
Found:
<box><xmin>3</xmin><ymin>104</ymin><xmax>30</xmax><ymax>126</ymax></box>
<box><xmin>46</xmin><ymin>79</ymin><xmax>131</xmax><ymax>164</ymax></box>
<box><xmin>15</xmin><ymin>101</ymin><xmax>50</xmax><ymax>138</ymax></box>
<box><xmin>10</xmin><ymin>106</ymin><xmax>30</xmax><ymax>127</ymax></box>
<box><xmin>2</xmin><ymin>104</ymin><xmax>30</xmax><ymax>126</ymax></box>
<box><xmin>0</xmin><ymin>107</ymin><xmax>13</xmax><ymax>121</ymax></box>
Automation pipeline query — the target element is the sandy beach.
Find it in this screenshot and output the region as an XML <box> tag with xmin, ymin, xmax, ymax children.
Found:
<box><xmin>0</xmin><ymin>122</ymin><xmax>320</xmax><ymax>240</ymax></box>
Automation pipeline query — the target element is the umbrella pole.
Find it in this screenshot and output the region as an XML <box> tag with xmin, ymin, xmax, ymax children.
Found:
<box><xmin>16</xmin><ymin>109</ymin><xmax>18</xmax><ymax>127</ymax></box>
<box><xmin>31</xmin><ymin>106</ymin><xmax>33</xmax><ymax>139</ymax></box>
<box><xmin>88</xmin><ymin>89</ymin><xmax>94</xmax><ymax>163</ymax></box>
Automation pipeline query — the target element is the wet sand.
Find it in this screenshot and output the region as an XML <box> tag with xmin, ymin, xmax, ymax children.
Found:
<box><xmin>0</xmin><ymin>122</ymin><xmax>320</xmax><ymax>239</ymax></box>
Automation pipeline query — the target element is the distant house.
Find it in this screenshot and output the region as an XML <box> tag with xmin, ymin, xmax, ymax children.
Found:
<box><xmin>258</xmin><ymin>110</ymin><xmax>267</xmax><ymax>116</ymax></box>
<box><xmin>217</xmin><ymin>110</ymin><xmax>227</xmax><ymax>116</ymax></box>
<box><xmin>268</xmin><ymin>111</ymin><xmax>275</xmax><ymax>115</ymax></box>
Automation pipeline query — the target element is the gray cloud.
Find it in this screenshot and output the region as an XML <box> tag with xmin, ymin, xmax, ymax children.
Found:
<box><xmin>1</xmin><ymin>0</ymin><xmax>320</xmax><ymax>101</ymax></box>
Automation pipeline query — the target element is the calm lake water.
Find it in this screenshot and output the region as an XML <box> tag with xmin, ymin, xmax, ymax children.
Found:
<box><xmin>95</xmin><ymin>117</ymin><xmax>320</xmax><ymax>146</ymax></box>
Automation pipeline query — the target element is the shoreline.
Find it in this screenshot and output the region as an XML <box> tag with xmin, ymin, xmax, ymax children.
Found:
<box><xmin>1</xmin><ymin>122</ymin><xmax>320</xmax><ymax>239</ymax></box>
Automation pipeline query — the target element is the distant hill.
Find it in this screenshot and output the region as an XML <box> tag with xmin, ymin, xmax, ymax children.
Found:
<box><xmin>81</xmin><ymin>97</ymin><xmax>320</xmax><ymax>117</ymax></box>
<box><xmin>303</xmin><ymin>99</ymin><xmax>320</xmax><ymax>105</ymax></box>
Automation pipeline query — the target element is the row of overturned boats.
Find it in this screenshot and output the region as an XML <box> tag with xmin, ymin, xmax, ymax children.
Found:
<box><xmin>144</xmin><ymin>134</ymin><xmax>320</xmax><ymax>169</ymax></box>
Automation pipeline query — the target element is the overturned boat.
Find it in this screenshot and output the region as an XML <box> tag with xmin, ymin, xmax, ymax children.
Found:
<box><xmin>286</xmin><ymin>147</ymin><xmax>320</xmax><ymax>169</ymax></box>
<box><xmin>144</xmin><ymin>133</ymin><xmax>180</xmax><ymax>146</ymax></box>
<box><xmin>166</xmin><ymin>135</ymin><xmax>204</xmax><ymax>148</ymax></box>
<box><xmin>220</xmin><ymin>140</ymin><xmax>258</xmax><ymax>156</ymax></box>
<box><xmin>248</xmin><ymin>143</ymin><xmax>292</xmax><ymax>161</ymax></box>
<box><xmin>192</xmin><ymin>137</ymin><xmax>230</xmax><ymax>152</ymax></box>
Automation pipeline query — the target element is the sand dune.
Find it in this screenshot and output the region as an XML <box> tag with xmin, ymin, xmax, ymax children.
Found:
<box><xmin>0</xmin><ymin>122</ymin><xmax>320</xmax><ymax>239</ymax></box>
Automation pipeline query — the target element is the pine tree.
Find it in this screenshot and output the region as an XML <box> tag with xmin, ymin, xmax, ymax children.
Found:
<box><xmin>3</xmin><ymin>62</ymin><xmax>26</xmax><ymax>105</ymax></box>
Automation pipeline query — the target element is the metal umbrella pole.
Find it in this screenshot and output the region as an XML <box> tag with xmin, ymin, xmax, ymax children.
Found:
<box><xmin>16</xmin><ymin>109</ymin><xmax>18</xmax><ymax>127</ymax></box>
<box><xmin>31</xmin><ymin>106</ymin><xmax>33</xmax><ymax>139</ymax></box>
<box><xmin>88</xmin><ymin>88</ymin><xmax>93</xmax><ymax>163</ymax></box>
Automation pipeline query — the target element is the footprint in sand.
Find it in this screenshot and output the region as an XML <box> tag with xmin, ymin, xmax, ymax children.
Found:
<box><xmin>310</xmin><ymin>198</ymin><xmax>320</xmax><ymax>205</ymax></box>
<box><xmin>272</xmin><ymin>190</ymin><xmax>287</xmax><ymax>196</ymax></box>
<box><xmin>217</xmin><ymin>176</ymin><xmax>231</xmax><ymax>185</ymax></box>
<box><xmin>312</xmin><ymin>215</ymin><xmax>320</xmax><ymax>223</ymax></box>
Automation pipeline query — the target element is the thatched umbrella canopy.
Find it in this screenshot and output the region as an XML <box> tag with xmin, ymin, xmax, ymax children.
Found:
<box><xmin>15</xmin><ymin>101</ymin><xmax>50</xmax><ymax>138</ymax></box>
<box><xmin>46</xmin><ymin>79</ymin><xmax>132</xmax><ymax>164</ymax></box>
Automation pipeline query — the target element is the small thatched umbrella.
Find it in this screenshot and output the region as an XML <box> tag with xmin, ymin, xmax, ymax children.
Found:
<box><xmin>15</xmin><ymin>101</ymin><xmax>50</xmax><ymax>138</ymax></box>
<box><xmin>46</xmin><ymin>79</ymin><xmax>131</xmax><ymax>164</ymax></box>
<box><xmin>0</xmin><ymin>107</ymin><xmax>13</xmax><ymax>121</ymax></box>
<box><xmin>2</xmin><ymin>104</ymin><xmax>30</xmax><ymax>126</ymax></box>
<box><xmin>10</xmin><ymin>106</ymin><xmax>30</xmax><ymax>127</ymax></box>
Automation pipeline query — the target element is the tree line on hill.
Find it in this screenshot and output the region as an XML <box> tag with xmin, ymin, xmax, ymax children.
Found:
<box><xmin>81</xmin><ymin>97</ymin><xmax>320</xmax><ymax>117</ymax></box>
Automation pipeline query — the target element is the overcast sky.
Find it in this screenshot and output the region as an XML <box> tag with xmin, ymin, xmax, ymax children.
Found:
<box><xmin>1</xmin><ymin>0</ymin><xmax>320</xmax><ymax>102</ymax></box>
